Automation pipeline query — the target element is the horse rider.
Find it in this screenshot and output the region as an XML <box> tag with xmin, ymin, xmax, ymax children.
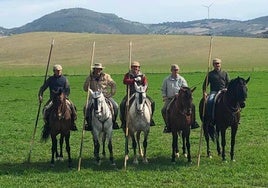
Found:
<box><xmin>38</xmin><ymin>64</ymin><xmax>78</xmax><ymax>134</ymax></box>
<box><xmin>202</xmin><ymin>58</ymin><xmax>230</xmax><ymax>120</ymax></box>
<box><xmin>161</xmin><ymin>64</ymin><xmax>200</xmax><ymax>133</ymax></box>
<box><xmin>120</xmin><ymin>61</ymin><xmax>155</xmax><ymax>130</ymax></box>
<box><xmin>83</xmin><ymin>63</ymin><xmax>119</xmax><ymax>131</ymax></box>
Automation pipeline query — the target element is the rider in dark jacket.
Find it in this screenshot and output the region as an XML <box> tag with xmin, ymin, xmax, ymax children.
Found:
<box><xmin>38</xmin><ymin>64</ymin><xmax>78</xmax><ymax>134</ymax></box>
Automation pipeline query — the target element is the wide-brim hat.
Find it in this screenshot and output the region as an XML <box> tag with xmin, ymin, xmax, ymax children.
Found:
<box><xmin>131</xmin><ymin>61</ymin><xmax>140</xmax><ymax>67</ymax></box>
<box><xmin>92</xmin><ymin>63</ymin><xmax>104</xmax><ymax>69</ymax></box>
<box><xmin>53</xmin><ymin>64</ymin><xmax>62</xmax><ymax>71</ymax></box>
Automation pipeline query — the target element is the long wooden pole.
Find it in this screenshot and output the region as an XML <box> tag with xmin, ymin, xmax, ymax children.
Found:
<box><xmin>27</xmin><ymin>39</ymin><xmax>54</xmax><ymax>163</ymax></box>
<box><xmin>197</xmin><ymin>36</ymin><xmax>213</xmax><ymax>166</ymax></box>
<box><xmin>124</xmin><ymin>41</ymin><xmax>132</xmax><ymax>170</ymax></box>
<box><xmin>78</xmin><ymin>41</ymin><xmax>95</xmax><ymax>171</ymax></box>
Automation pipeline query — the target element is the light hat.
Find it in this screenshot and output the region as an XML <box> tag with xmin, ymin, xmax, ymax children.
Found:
<box><xmin>213</xmin><ymin>58</ymin><xmax>222</xmax><ymax>64</ymax></box>
<box><xmin>92</xmin><ymin>63</ymin><xmax>104</xmax><ymax>69</ymax></box>
<box><xmin>53</xmin><ymin>64</ymin><xmax>62</xmax><ymax>71</ymax></box>
<box><xmin>131</xmin><ymin>61</ymin><xmax>140</xmax><ymax>67</ymax></box>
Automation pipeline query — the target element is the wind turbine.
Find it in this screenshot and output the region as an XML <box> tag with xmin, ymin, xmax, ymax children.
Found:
<box><xmin>202</xmin><ymin>2</ymin><xmax>214</xmax><ymax>19</ymax></box>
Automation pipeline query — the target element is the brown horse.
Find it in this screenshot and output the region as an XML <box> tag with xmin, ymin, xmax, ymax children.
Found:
<box><xmin>41</xmin><ymin>89</ymin><xmax>72</xmax><ymax>167</ymax></box>
<box><xmin>199</xmin><ymin>76</ymin><xmax>250</xmax><ymax>161</ymax></box>
<box><xmin>167</xmin><ymin>87</ymin><xmax>196</xmax><ymax>163</ymax></box>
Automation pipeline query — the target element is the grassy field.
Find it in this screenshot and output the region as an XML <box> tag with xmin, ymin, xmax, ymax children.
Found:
<box><xmin>0</xmin><ymin>33</ymin><xmax>267</xmax><ymax>187</ymax></box>
<box><xmin>1</xmin><ymin>32</ymin><xmax>268</xmax><ymax>76</ymax></box>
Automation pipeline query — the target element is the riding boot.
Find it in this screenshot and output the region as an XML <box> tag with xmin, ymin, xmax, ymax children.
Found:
<box><xmin>85</xmin><ymin>117</ymin><xmax>92</xmax><ymax>131</ymax></box>
<box><xmin>162</xmin><ymin>110</ymin><xmax>171</xmax><ymax>133</ymax></box>
<box><xmin>113</xmin><ymin>120</ymin><xmax>120</xmax><ymax>129</ymax></box>
<box><xmin>191</xmin><ymin>104</ymin><xmax>200</xmax><ymax>129</ymax></box>
<box><xmin>112</xmin><ymin>105</ymin><xmax>119</xmax><ymax>130</ymax></box>
<box><xmin>71</xmin><ymin>118</ymin><xmax>78</xmax><ymax>131</ymax></box>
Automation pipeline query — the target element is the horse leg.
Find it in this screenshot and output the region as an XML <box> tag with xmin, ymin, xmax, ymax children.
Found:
<box><xmin>171</xmin><ymin>132</ymin><xmax>178</xmax><ymax>163</ymax></box>
<box><xmin>107</xmin><ymin>138</ymin><xmax>115</xmax><ymax>165</ymax></box>
<box><xmin>220</xmin><ymin>130</ymin><xmax>227</xmax><ymax>161</ymax></box>
<box><xmin>204</xmin><ymin>123</ymin><xmax>212</xmax><ymax>158</ymax></box>
<box><xmin>102</xmin><ymin>133</ymin><xmax>106</xmax><ymax>158</ymax></box>
<box><xmin>93</xmin><ymin>138</ymin><xmax>101</xmax><ymax>165</ymax></box>
<box><xmin>132</xmin><ymin>135</ymin><xmax>138</xmax><ymax>164</ymax></box>
<box><xmin>51</xmin><ymin>136</ymin><xmax>57</xmax><ymax>166</ymax></box>
<box><xmin>136</xmin><ymin>131</ymin><xmax>143</xmax><ymax>157</ymax></box>
<box><xmin>216</xmin><ymin>128</ymin><xmax>221</xmax><ymax>156</ymax></box>
<box><xmin>230</xmin><ymin>126</ymin><xmax>238</xmax><ymax>161</ymax></box>
<box><xmin>142</xmin><ymin>132</ymin><xmax>148</xmax><ymax>163</ymax></box>
<box><xmin>185</xmin><ymin>132</ymin><xmax>191</xmax><ymax>163</ymax></box>
<box><xmin>58</xmin><ymin>134</ymin><xmax>64</xmax><ymax>160</ymax></box>
<box><xmin>181</xmin><ymin>131</ymin><xmax>187</xmax><ymax>158</ymax></box>
<box><xmin>65</xmin><ymin>133</ymin><xmax>72</xmax><ymax>168</ymax></box>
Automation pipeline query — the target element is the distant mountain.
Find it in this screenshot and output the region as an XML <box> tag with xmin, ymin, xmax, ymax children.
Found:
<box><xmin>1</xmin><ymin>8</ymin><xmax>268</xmax><ymax>37</ymax></box>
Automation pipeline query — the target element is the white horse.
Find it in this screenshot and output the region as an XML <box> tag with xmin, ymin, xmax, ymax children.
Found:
<box><xmin>88</xmin><ymin>89</ymin><xmax>115</xmax><ymax>165</ymax></box>
<box><xmin>125</xmin><ymin>82</ymin><xmax>152</xmax><ymax>164</ymax></box>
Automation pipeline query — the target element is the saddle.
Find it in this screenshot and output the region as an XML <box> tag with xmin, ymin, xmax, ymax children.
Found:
<box><xmin>206</xmin><ymin>90</ymin><xmax>226</xmax><ymax>121</ymax></box>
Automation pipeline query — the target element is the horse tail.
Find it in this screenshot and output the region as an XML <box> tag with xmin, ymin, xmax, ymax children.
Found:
<box><xmin>41</xmin><ymin>126</ymin><xmax>50</xmax><ymax>142</ymax></box>
<box><xmin>208</xmin><ymin>123</ymin><xmax>216</xmax><ymax>142</ymax></box>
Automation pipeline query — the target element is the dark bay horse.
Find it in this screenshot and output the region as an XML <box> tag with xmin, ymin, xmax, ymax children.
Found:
<box><xmin>167</xmin><ymin>87</ymin><xmax>196</xmax><ymax>163</ymax></box>
<box><xmin>125</xmin><ymin>82</ymin><xmax>152</xmax><ymax>164</ymax></box>
<box><xmin>41</xmin><ymin>89</ymin><xmax>72</xmax><ymax>167</ymax></box>
<box><xmin>199</xmin><ymin>76</ymin><xmax>250</xmax><ymax>161</ymax></box>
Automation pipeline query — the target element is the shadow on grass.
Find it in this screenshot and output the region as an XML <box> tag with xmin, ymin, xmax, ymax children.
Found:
<box><xmin>0</xmin><ymin>154</ymin><xmax>196</xmax><ymax>175</ymax></box>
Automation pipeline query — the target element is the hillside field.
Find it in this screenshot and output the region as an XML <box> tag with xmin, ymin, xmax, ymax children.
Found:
<box><xmin>0</xmin><ymin>33</ymin><xmax>267</xmax><ymax>187</ymax></box>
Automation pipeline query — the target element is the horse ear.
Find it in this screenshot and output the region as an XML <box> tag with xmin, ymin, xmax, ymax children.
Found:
<box><xmin>245</xmin><ymin>77</ymin><xmax>250</xmax><ymax>84</ymax></box>
<box><xmin>191</xmin><ymin>87</ymin><xmax>196</xmax><ymax>93</ymax></box>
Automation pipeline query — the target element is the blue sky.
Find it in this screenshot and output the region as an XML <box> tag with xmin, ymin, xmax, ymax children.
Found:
<box><xmin>1</xmin><ymin>0</ymin><xmax>267</xmax><ymax>29</ymax></box>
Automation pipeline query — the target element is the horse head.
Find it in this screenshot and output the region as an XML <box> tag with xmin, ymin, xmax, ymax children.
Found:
<box><xmin>176</xmin><ymin>87</ymin><xmax>196</xmax><ymax>116</ymax></box>
<box><xmin>134</xmin><ymin>82</ymin><xmax>147</xmax><ymax>113</ymax></box>
<box><xmin>227</xmin><ymin>76</ymin><xmax>250</xmax><ymax>108</ymax></box>
<box><xmin>51</xmin><ymin>88</ymin><xmax>67</xmax><ymax>120</ymax></box>
<box><xmin>89</xmin><ymin>89</ymin><xmax>105</xmax><ymax>118</ymax></box>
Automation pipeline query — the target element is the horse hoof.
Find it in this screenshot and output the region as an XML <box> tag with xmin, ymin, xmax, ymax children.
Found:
<box><xmin>111</xmin><ymin>162</ymin><xmax>116</xmax><ymax>166</ymax></box>
<box><xmin>143</xmin><ymin>158</ymin><xmax>148</xmax><ymax>164</ymax></box>
<box><xmin>231</xmin><ymin>159</ymin><xmax>236</xmax><ymax>162</ymax></box>
<box><xmin>133</xmin><ymin>159</ymin><xmax>139</xmax><ymax>165</ymax></box>
<box><xmin>184</xmin><ymin>153</ymin><xmax>188</xmax><ymax>158</ymax></box>
<box><xmin>175</xmin><ymin>153</ymin><xmax>180</xmax><ymax>158</ymax></box>
<box><xmin>57</xmin><ymin>157</ymin><xmax>64</xmax><ymax>161</ymax></box>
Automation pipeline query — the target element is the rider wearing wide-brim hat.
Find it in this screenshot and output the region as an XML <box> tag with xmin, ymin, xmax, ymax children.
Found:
<box><xmin>83</xmin><ymin>63</ymin><xmax>119</xmax><ymax>131</ymax></box>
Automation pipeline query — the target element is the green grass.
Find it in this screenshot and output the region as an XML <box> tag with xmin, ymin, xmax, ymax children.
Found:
<box><xmin>0</xmin><ymin>71</ymin><xmax>267</xmax><ymax>187</ymax></box>
<box><xmin>0</xmin><ymin>32</ymin><xmax>267</xmax><ymax>187</ymax></box>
